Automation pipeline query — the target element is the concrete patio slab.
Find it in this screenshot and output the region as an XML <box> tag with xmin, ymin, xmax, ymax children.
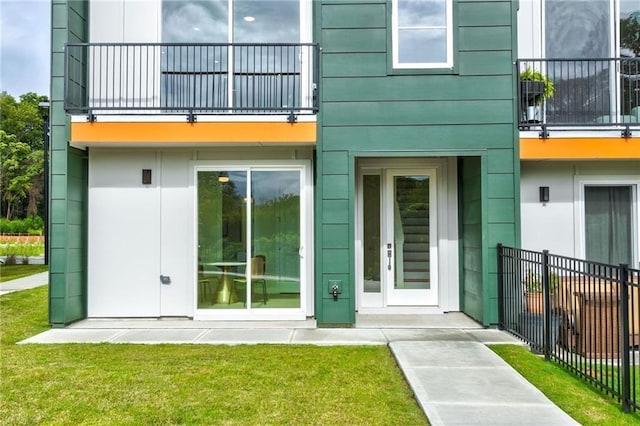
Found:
<box><xmin>110</xmin><ymin>329</ymin><xmax>207</xmax><ymax>343</ymax></box>
<box><xmin>67</xmin><ymin>318</ymin><xmax>317</xmax><ymax>329</ymax></box>
<box><xmin>19</xmin><ymin>328</ymin><xmax>125</xmax><ymax>344</ymax></box>
<box><xmin>291</xmin><ymin>328</ymin><xmax>387</xmax><ymax>345</ymax></box>
<box><xmin>356</xmin><ymin>312</ymin><xmax>482</xmax><ymax>329</ymax></box>
<box><xmin>196</xmin><ymin>328</ymin><xmax>294</xmax><ymax>344</ymax></box>
<box><xmin>382</xmin><ymin>328</ymin><xmax>476</xmax><ymax>342</ymax></box>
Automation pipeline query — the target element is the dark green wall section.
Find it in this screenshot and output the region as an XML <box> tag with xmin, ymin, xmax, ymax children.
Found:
<box><xmin>315</xmin><ymin>0</ymin><xmax>519</xmax><ymax>325</ymax></box>
<box><xmin>459</xmin><ymin>157</ymin><xmax>483</xmax><ymax>321</ymax></box>
<box><xmin>49</xmin><ymin>0</ymin><xmax>88</xmax><ymax>327</ymax></box>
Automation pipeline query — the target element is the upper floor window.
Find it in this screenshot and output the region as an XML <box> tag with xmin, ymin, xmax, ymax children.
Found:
<box><xmin>162</xmin><ymin>0</ymin><xmax>305</xmax><ymax>43</ymax></box>
<box><xmin>392</xmin><ymin>0</ymin><xmax>453</xmax><ymax>69</ymax></box>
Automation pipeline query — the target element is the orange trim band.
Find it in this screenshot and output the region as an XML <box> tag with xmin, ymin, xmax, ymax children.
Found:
<box><xmin>521</xmin><ymin>137</ymin><xmax>640</xmax><ymax>160</ymax></box>
<box><xmin>71</xmin><ymin>122</ymin><xmax>316</xmax><ymax>144</ymax></box>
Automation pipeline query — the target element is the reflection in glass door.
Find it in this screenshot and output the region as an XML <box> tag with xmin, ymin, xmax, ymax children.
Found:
<box><xmin>385</xmin><ymin>171</ymin><xmax>437</xmax><ymax>306</ymax></box>
<box><xmin>197</xmin><ymin>168</ymin><xmax>301</xmax><ymax>310</ymax></box>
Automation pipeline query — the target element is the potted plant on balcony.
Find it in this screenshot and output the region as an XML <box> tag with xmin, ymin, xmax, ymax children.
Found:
<box><xmin>520</xmin><ymin>67</ymin><xmax>555</xmax><ymax>123</ymax></box>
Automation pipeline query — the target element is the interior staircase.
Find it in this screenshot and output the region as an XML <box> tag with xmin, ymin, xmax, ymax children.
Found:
<box><xmin>398</xmin><ymin>204</ymin><xmax>430</xmax><ymax>290</ymax></box>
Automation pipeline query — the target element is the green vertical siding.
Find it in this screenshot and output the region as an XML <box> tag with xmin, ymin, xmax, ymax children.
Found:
<box><xmin>315</xmin><ymin>0</ymin><xmax>518</xmax><ymax>325</ymax></box>
<box><xmin>49</xmin><ymin>0</ymin><xmax>88</xmax><ymax>327</ymax></box>
<box><xmin>459</xmin><ymin>157</ymin><xmax>483</xmax><ymax>321</ymax></box>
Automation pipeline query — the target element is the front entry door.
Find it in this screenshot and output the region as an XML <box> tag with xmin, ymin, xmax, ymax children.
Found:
<box><xmin>385</xmin><ymin>170</ymin><xmax>438</xmax><ymax>305</ymax></box>
<box><xmin>359</xmin><ymin>167</ymin><xmax>438</xmax><ymax>308</ymax></box>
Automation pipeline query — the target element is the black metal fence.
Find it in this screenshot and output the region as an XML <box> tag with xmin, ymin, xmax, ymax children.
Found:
<box><xmin>517</xmin><ymin>58</ymin><xmax>640</xmax><ymax>130</ymax></box>
<box><xmin>65</xmin><ymin>43</ymin><xmax>319</xmax><ymax>116</ymax></box>
<box><xmin>498</xmin><ymin>244</ymin><xmax>640</xmax><ymax>412</ymax></box>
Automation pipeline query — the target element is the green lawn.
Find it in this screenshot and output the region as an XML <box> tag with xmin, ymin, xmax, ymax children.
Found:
<box><xmin>491</xmin><ymin>345</ymin><xmax>640</xmax><ymax>425</ymax></box>
<box><xmin>0</xmin><ymin>287</ymin><xmax>427</xmax><ymax>425</ymax></box>
<box><xmin>0</xmin><ymin>264</ymin><xmax>48</xmax><ymax>282</ymax></box>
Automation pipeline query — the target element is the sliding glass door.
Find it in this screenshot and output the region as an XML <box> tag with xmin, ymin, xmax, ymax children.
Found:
<box><xmin>585</xmin><ymin>185</ymin><xmax>634</xmax><ymax>266</ymax></box>
<box><xmin>197</xmin><ymin>167</ymin><xmax>303</xmax><ymax>311</ymax></box>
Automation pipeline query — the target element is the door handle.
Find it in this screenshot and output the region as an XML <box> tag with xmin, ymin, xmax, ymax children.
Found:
<box><xmin>387</xmin><ymin>243</ymin><xmax>392</xmax><ymax>270</ymax></box>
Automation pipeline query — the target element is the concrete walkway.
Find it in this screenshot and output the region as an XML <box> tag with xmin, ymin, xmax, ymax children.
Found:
<box><xmin>0</xmin><ymin>271</ymin><xmax>48</xmax><ymax>296</ymax></box>
<box><xmin>20</xmin><ymin>313</ymin><xmax>578</xmax><ymax>425</ymax></box>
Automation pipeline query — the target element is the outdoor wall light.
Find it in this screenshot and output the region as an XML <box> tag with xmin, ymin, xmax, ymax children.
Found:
<box><xmin>539</xmin><ymin>186</ymin><xmax>550</xmax><ymax>203</ymax></box>
<box><xmin>142</xmin><ymin>169</ymin><xmax>152</xmax><ymax>185</ymax></box>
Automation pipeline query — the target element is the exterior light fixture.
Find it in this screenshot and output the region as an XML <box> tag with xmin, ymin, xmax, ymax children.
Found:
<box><xmin>539</xmin><ymin>186</ymin><xmax>549</xmax><ymax>203</ymax></box>
<box><xmin>142</xmin><ymin>169</ymin><xmax>152</xmax><ymax>185</ymax></box>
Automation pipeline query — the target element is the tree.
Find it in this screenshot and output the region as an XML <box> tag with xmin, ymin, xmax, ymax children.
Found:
<box><xmin>0</xmin><ymin>92</ymin><xmax>47</xmax><ymax>150</ymax></box>
<box><xmin>0</xmin><ymin>92</ymin><xmax>48</xmax><ymax>220</ymax></box>
<box><xmin>0</xmin><ymin>131</ymin><xmax>43</xmax><ymax>219</ymax></box>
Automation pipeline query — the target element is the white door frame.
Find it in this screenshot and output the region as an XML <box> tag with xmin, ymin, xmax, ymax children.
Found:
<box><xmin>355</xmin><ymin>157</ymin><xmax>459</xmax><ymax>314</ymax></box>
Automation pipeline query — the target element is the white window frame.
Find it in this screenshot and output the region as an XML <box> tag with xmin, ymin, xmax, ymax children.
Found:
<box><xmin>574</xmin><ymin>176</ymin><xmax>640</xmax><ymax>269</ymax></box>
<box><xmin>391</xmin><ymin>0</ymin><xmax>454</xmax><ymax>69</ymax></box>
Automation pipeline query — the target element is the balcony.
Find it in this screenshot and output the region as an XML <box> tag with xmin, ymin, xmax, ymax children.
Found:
<box><xmin>517</xmin><ymin>58</ymin><xmax>640</xmax><ymax>134</ymax></box>
<box><xmin>64</xmin><ymin>43</ymin><xmax>319</xmax><ymax>119</ymax></box>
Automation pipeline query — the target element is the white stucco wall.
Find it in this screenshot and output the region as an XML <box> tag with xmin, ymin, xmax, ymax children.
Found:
<box><xmin>521</xmin><ymin>160</ymin><xmax>640</xmax><ymax>264</ymax></box>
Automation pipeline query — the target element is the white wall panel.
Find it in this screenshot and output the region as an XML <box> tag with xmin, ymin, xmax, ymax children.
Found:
<box><xmin>521</xmin><ymin>160</ymin><xmax>640</xmax><ymax>258</ymax></box>
<box><xmin>90</xmin><ymin>0</ymin><xmax>160</xmax><ymax>42</ymax></box>
<box><xmin>88</xmin><ymin>150</ymin><xmax>161</xmax><ymax>317</ymax></box>
<box><xmin>90</xmin><ymin>0</ymin><xmax>161</xmax><ymax>110</ymax></box>
<box><xmin>159</xmin><ymin>151</ymin><xmax>193</xmax><ymax>316</ymax></box>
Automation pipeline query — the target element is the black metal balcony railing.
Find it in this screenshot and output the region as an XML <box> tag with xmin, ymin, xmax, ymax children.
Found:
<box><xmin>517</xmin><ymin>58</ymin><xmax>640</xmax><ymax>130</ymax></box>
<box><xmin>65</xmin><ymin>43</ymin><xmax>319</xmax><ymax>116</ymax></box>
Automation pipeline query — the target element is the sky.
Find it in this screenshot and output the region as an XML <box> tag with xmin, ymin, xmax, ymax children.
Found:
<box><xmin>0</xmin><ymin>0</ymin><xmax>51</xmax><ymax>98</ymax></box>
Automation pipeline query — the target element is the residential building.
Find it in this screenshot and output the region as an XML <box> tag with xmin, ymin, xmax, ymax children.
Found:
<box><xmin>517</xmin><ymin>0</ymin><xmax>640</xmax><ymax>268</ymax></box>
<box><xmin>49</xmin><ymin>0</ymin><xmax>519</xmax><ymax>327</ymax></box>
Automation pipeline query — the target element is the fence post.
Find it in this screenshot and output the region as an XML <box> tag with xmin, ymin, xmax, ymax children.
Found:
<box><xmin>542</xmin><ymin>250</ymin><xmax>551</xmax><ymax>361</ymax></box>
<box><xmin>497</xmin><ymin>244</ymin><xmax>504</xmax><ymax>330</ymax></box>
<box><xmin>620</xmin><ymin>264</ymin><xmax>631</xmax><ymax>413</ymax></box>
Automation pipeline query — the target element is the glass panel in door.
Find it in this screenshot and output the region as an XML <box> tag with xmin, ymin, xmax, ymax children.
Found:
<box><xmin>363</xmin><ymin>175</ymin><xmax>382</xmax><ymax>293</ymax></box>
<box><xmin>197</xmin><ymin>170</ymin><xmax>247</xmax><ymax>309</ymax></box>
<box><xmin>251</xmin><ymin>171</ymin><xmax>301</xmax><ymax>309</ymax></box>
<box><xmin>386</xmin><ymin>171</ymin><xmax>438</xmax><ymax>306</ymax></box>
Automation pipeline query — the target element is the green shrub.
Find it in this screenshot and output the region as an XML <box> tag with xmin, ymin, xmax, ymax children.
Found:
<box><xmin>0</xmin><ymin>242</ymin><xmax>44</xmax><ymax>258</ymax></box>
<box><xmin>0</xmin><ymin>216</ymin><xmax>43</xmax><ymax>235</ymax></box>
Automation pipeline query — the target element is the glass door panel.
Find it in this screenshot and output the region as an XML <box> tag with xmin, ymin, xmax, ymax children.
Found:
<box><xmin>197</xmin><ymin>171</ymin><xmax>247</xmax><ymax>309</ymax></box>
<box><xmin>393</xmin><ymin>175</ymin><xmax>430</xmax><ymax>290</ymax></box>
<box><xmin>385</xmin><ymin>170</ymin><xmax>438</xmax><ymax>306</ymax></box>
<box><xmin>251</xmin><ymin>171</ymin><xmax>301</xmax><ymax>309</ymax></box>
<box><xmin>363</xmin><ymin>175</ymin><xmax>382</xmax><ymax>293</ymax></box>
